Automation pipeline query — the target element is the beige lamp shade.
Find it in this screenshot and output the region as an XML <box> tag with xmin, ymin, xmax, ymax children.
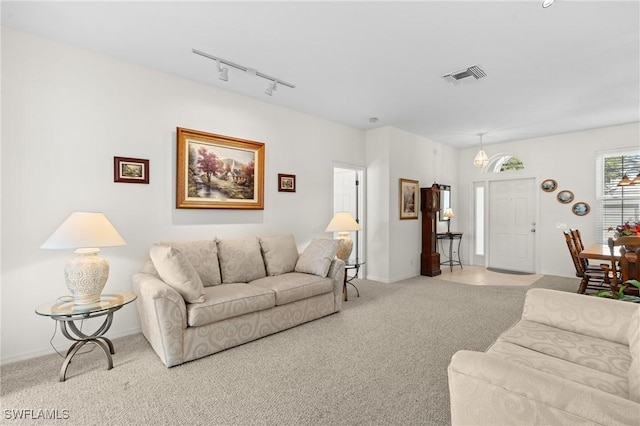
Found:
<box><xmin>41</xmin><ymin>212</ymin><xmax>126</xmax><ymax>249</ymax></box>
<box><xmin>42</xmin><ymin>212</ymin><xmax>126</xmax><ymax>305</ymax></box>
<box><xmin>443</xmin><ymin>208</ymin><xmax>455</xmax><ymax>233</ymax></box>
<box><xmin>325</xmin><ymin>212</ymin><xmax>361</xmax><ymax>233</ymax></box>
<box><xmin>325</xmin><ymin>212</ymin><xmax>360</xmax><ymax>262</ymax></box>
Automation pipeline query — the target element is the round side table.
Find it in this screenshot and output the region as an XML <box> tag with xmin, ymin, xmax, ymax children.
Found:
<box><xmin>35</xmin><ymin>292</ymin><xmax>136</xmax><ymax>382</ymax></box>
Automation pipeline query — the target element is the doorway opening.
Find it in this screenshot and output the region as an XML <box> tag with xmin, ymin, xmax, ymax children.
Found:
<box><xmin>332</xmin><ymin>165</ymin><xmax>365</xmax><ymax>275</ymax></box>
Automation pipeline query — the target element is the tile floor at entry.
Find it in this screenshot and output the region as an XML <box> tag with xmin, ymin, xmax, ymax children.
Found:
<box><xmin>437</xmin><ymin>265</ymin><xmax>543</xmax><ymax>287</ymax></box>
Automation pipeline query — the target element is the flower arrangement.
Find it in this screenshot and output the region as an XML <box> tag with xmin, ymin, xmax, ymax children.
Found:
<box><xmin>609</xmin><ymin>221</ymin><xmax>640</xmax><ymax>237</ymax></box>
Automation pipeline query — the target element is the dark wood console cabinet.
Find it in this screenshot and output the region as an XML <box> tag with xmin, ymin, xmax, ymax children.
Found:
<box><xmin>420</xmin><ymin>183</ymin><xmax>441</xmax><ymax>276</ymax></box>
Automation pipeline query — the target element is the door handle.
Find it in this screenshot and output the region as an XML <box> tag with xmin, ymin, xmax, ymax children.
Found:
<box><xmin>531</xmin><ymin>228</ymin><xmax>536</xmax><ymax>232</ymax></box>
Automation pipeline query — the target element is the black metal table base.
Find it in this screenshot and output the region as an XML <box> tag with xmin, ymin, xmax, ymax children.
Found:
<box><xmin>437</xmin><ymin>233</ymin><xmax>463</xmax><ymax>272</ymax></box>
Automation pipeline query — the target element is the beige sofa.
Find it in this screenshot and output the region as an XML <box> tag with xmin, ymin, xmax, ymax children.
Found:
<box><xmin>448</xmin><ymin>288</ymin><xmax>639</xmax><ymax>425</ymax></box>
<box><xmin>132</xmin><ymin>235</ymin><xmax>344</xmax><ymax>367</ymax></box>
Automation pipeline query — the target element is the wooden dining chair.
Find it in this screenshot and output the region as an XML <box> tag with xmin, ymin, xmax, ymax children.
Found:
<box><xmin>602</xmin><ymin>236</ymin><xmax>640</xmax><ymax>296</ymax></box>
<box><xmin>569</xmin><ymin>229</ymin><xmax>605</xmax><ymax>275</ymax></box>
<box><xmin>562</xmin><ymin>230</ymin><xmax>607</xmax><ymax>294</ymax></box>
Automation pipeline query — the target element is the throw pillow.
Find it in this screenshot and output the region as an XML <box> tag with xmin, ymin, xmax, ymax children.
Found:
<box><xmin>217</xmin><ymin>237</ymin><xmax>267</xmax><ymax>283</ymax></box>
<box><xmin>259</xmin><ymin>234</ymin><xmax>299</xmax><ymax>276</ymax></box>
<box><xmin>295</xmin><ymin>238</ymin><xmax>342</xmax><ymax>277</ymax></box>
<box><xmin>149</xmin><ymin>244</ymin><xmax>205</xmax><ymax>304</ymax></box>
<box><xmin>160</xmin><ymin>239</ymin><xmax>221</xmax><ymax>287</ymax></box>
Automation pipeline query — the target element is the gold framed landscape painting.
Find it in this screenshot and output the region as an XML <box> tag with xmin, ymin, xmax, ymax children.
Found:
<box><xmin>176</xmin><ymin>127</ymin><xmax>265</xmax><ymax>209</ymax></box>
<box><xmin>399</xmin><ymin>178</ymin><xmax>419</xmax><ymax>220</ymax></box>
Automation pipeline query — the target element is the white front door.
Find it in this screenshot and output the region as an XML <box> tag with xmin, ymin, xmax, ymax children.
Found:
<box><xmin>488</xmin><ymin>178</ymin><xmax>536</xmax><ymax>273</ymax></box>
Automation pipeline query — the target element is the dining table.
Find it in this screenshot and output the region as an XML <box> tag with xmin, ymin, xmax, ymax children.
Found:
<box><xmin>579</xmin><ymin>243</ymin><xmax>637</xmax><ymax>263</ymax></box>
<box><xmin>579</xmin><ymin>244</ymin><xmax>618</xmax><ymax>262</ymax></box>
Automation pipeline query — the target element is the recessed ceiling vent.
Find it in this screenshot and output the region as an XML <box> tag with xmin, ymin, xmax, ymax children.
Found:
<box><xmin>442</xmin><ymin>65</ymin><xmax>487</xmax><ymax>86</ymax></box>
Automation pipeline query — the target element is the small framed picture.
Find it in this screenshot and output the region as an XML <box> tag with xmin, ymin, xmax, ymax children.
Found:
<box><xmin>114</xmin><ymin>157</ymin><xmax>149</xmax><ymax>184</ymax></box>
<box><xmin>572</xmin><ymin>202</ymin><xmax>590</xmax><ymax>216</ymax></box>
<box><xmin>540</xmin><ymin>179</ymin><xmax>557</xmax><ymax>192</ymax></box>
<box><xmin>278</xmin><ymin>174</ymin><xmax>296</xmax><ymax>192</ymax></box>
<box><xmin>557</xmin><ymin>190</ymin><xmax>574</xmax><ymax>204</ymax></box>
<box><xmin>399</xmin><ymin>178</ymin><xmax>419</xmax><ymax>220</ymax></box>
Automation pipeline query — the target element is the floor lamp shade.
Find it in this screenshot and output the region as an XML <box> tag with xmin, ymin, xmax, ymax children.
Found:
<box><xmin>325</xmin><ymin>212</ymin><xmax>361</xmax><ymax>262</ymax></box>
<box><xmin>41</xmin><ymin>212</ymin><xmax>126</xmax><ymax>305</ymax></box>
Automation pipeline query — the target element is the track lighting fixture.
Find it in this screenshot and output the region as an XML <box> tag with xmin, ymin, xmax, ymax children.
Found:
<box><xmin>216</xmin><ymin>60</ymin><xmax>228</xmax><ymax>81</ymax></box>
<box><xmin>192</xmin><ymin>49</ymin><xmax>295</xmax><ymax>95</ymax></box>
<box><xmin>265</xmin><ymin>80</ymin><xmax>277</xmax><ymax>96</ymax></box>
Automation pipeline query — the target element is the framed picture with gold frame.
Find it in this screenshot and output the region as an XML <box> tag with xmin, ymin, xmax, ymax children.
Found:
<box><xmin>176</xmin><ymin>127</ymin><xmax>265</xmax><ymax>209</ymax></box>
<box><xmin>399</xmin><ymin>178</ymin><xmax>419</xmax><ymax>220</ymax></box>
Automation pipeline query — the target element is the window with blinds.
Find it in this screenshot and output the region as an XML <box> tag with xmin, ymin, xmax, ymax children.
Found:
<box><xmin>596</xmin><ymin>149</ymin><xmax>640</xmax><ymax>243</ymax></box>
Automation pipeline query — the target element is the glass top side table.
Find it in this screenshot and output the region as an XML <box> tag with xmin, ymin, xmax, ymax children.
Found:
<box><xmin>35</xmin><ymin>292</ymin><xmax>137</xmax><ymax>382</ymax></box>
<box><xmin>343</xmin><ymin>261</ymin><xmax>365</xmax><ymax>301</ymax></box>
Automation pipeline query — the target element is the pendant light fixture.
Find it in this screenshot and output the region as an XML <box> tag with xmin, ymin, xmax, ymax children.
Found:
<box><xmin>617</xmin><ymin>173</ymin><xmax>633</xmax><ymax>186</ymax></box>
<box><xmin>473</xmin><ymin>133</ymin><xmax>489</xmax><ymax>168</ymax></box>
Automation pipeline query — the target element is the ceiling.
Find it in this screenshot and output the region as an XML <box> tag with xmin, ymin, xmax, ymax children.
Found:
<box><xmin>2</xmin><ymin>1</ymin><xmax>639</xmax><ymax>149</ymax></box>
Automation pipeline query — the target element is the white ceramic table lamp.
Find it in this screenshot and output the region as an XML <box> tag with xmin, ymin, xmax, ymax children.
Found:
<box><xmin>325</xmin><ymin>212</ymin><xmax>361</xmax><ymax>262</ymax></box>
<box><xmin>443</xmin><ymin>208</ymin><xmax>455</xmax><ymax>233</ymax></box>
<box><xmin>41</xmin><ymin>212</ymin><xmax>126</xmax><ymax>305</ymax></box>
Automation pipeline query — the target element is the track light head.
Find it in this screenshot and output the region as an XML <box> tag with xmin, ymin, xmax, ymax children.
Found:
<box><xmin>265</xmin><ymin>81</ymin><xmax>277</xmax><ymax>96</ymax></box>
<box><xmin>216</xmin><ymin>60</ymin><xmax>228</xmax><ymax>81</ymax></box>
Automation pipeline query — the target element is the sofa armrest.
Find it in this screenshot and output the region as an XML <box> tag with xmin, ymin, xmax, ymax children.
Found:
<box><xmin>132</xmin><ymin>272</ymin><xmax>187</xmax><ymax>367</ymax></box>
<box><xmin>448</xmin><ymin>350</ymin><xmax>639</xmax><ymax>426</ymax></box>
<box><xmin>522</xmin><ymin>288</ymin><xmax>637</xmax><ymax>345</ymax></box>
<box><xmin>327</xmin><ymin>258</ymin><xmax>345</xmax><ymax>311</ymax></box>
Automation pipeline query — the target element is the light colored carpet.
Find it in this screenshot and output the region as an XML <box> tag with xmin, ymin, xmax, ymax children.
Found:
<box><xmin>0</xmin><ymin>274</ymin><xmax>578</xmax><ymax>425</ymax></box>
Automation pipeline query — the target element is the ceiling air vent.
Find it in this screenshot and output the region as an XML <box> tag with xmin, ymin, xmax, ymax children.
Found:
<box><xmin>442</xmin><ymin>65</ymin><xmax>487</xmax><ymax>86</ymax></box>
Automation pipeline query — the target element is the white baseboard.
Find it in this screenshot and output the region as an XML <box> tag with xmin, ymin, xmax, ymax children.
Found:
<box><xmin>1</xmin><ymin>326</ymin><xmax>141</xmax><ymax>366</ymax></box>
<box><xmin>364</xmin><ymin>274</ymin><xmax>391</xmax><ymax>283</ymax></box>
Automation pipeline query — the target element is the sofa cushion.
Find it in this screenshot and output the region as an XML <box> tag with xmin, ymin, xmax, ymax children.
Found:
<box><xmin>186</xmin><ymin>284</ymin><xmax>275</xmax><ymax>327</ymax></box>
<box><xmin>251</xmin><ymin>272</ymin><xmax>333</xmax><ymax>305</ymax></box>
<box><xmin>160</xmin><ymin>239</ymin><xmax>221</xmax><ymax>287</ymax></box>
<box><xmin>628</xmin><ymin>306</ymin><xmax>640</xmax><ymax>402</ymax></box>
<box><xmin>497</xmin><ymin>319</ymin><xmax>631</xmax><ymax>378</ymax></box>
<box><xmin>487</xmin><ymin>340</ymin><xmax>630</xmax><ymax>399</ymax></box>
<box><xmin>294</xmin><ymin>238</ymin><xmax>341</xmax><ymax>277</ymax></box>
<box><xmin>217</xmin><ymin>237</ymin><xmax>267</xmax><ymax>283</ymax></box>
<box><xmin>259</xmin><ymin>234</ymin><xmax>299</xmax><ymax>276</ymax></box>
<box><xmin>149</xmin><ymin>244</ymin><xmax>205</xmax><ymax>304</ymax></box>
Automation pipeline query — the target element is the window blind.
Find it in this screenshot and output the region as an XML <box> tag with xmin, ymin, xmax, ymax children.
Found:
<box><xmin>596</xmin><ymin>149</ymin><xmax>640</xmax><ymax>243</ymax></box>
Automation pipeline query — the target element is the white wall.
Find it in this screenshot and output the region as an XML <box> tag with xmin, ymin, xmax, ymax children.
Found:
<box><xmin>365</xmin><ymin>126</ymin><xmax>458</xmax><ymax>283</ymax></box>
<box><xmin>457</xmin><ymin>123</ymin><xmax>640</xmax><ymax>277</ymax></box>
<box><xmin>3</xmin><ymin>26</ymin><xmax>637</xmax><ymax>364</ymax></box>
<box><xmin>0</xmin><ymin>28</ymin><xmax>366</xmax><ymax>363</ymax></box>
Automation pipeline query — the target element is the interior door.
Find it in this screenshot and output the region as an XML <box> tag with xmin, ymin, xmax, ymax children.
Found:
<box><xmin>332</xmin><ymin>166</ymin><xmax>364</xmax><ymax>266</ymax></box>
<box><xmin>488</xmin><ymin>178</ymin><xmax>536</xmax><ymax>272</ymax></box>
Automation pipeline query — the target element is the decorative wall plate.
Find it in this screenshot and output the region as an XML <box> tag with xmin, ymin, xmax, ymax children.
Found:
<box><xmin>572</xmin><ymin>202</ymin><xmax>590</xmax><ymax>216</ymax></box>
<box><xmin>540</xmin><ymin>179</ymin><xmax>557</xmax><ymax>192</ymax></box>
<box><xmin>557</xmin><ymin>190</ymin><xmax>574</xmax><ymax>204</ymax></box>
